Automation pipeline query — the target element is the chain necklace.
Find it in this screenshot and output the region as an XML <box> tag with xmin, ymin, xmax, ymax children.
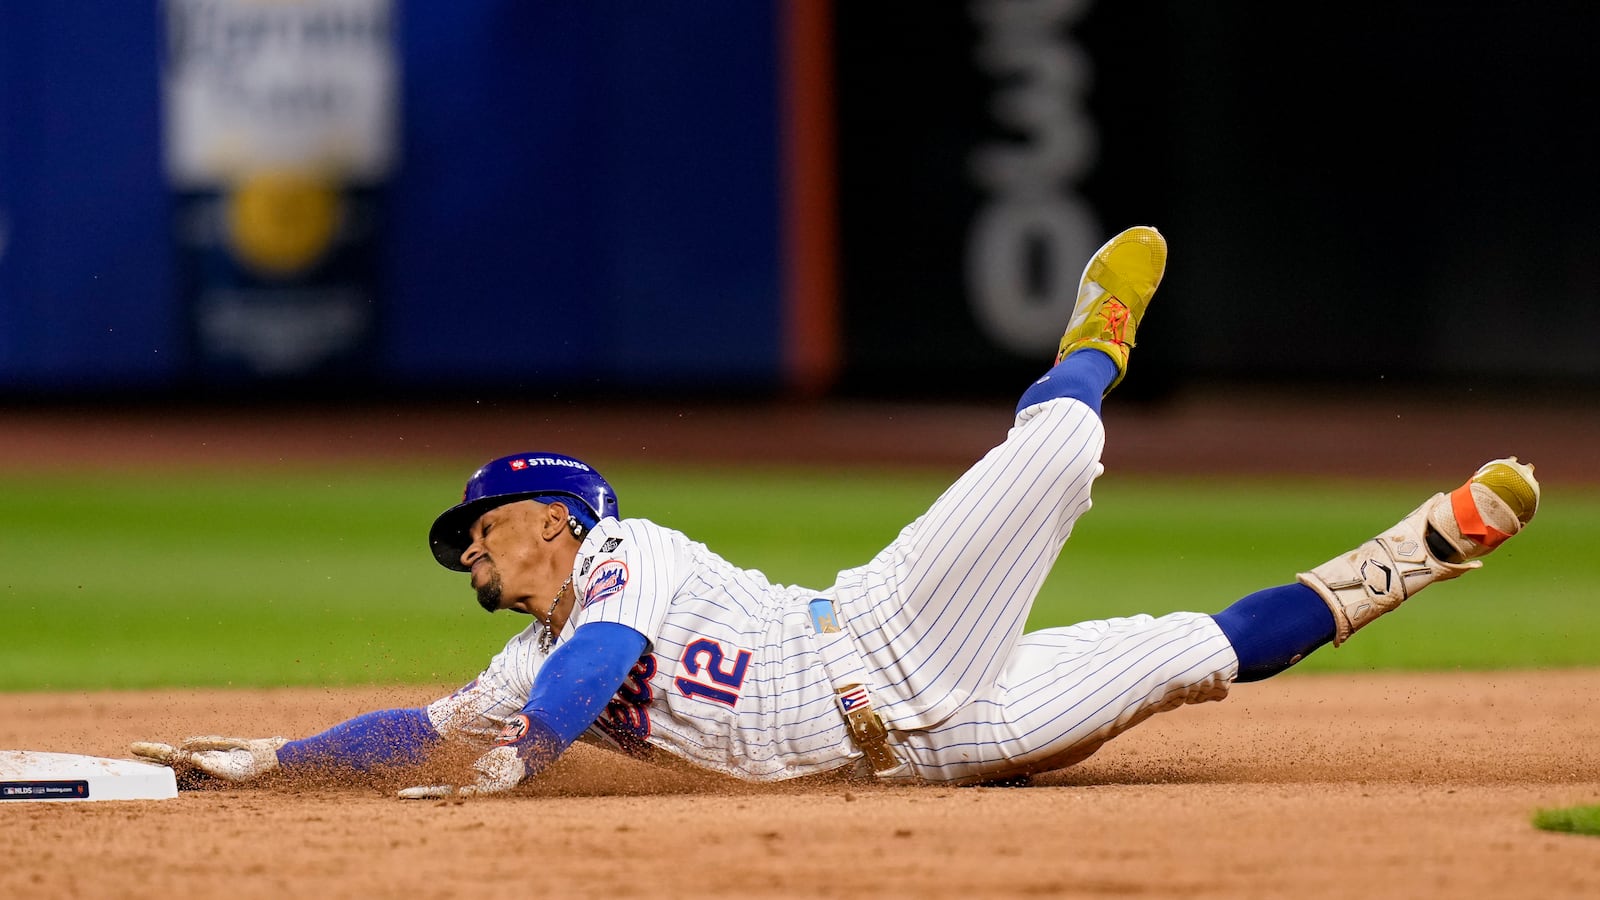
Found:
<box><xmin>539</xmin><ymin>574</ymin><xmax>574</xmax><ymax>653</ymax></box>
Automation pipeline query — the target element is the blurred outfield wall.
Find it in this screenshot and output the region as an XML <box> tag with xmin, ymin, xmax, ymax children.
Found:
<box><xmin>1</xmin><ymin>2</ymin><xmax>1595</xmax><ymax>402</ymax></box>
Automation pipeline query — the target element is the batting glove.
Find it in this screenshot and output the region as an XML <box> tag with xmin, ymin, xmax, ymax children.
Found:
<box><xmin>129</xmin><ymin>735</ymin><xmax>288</xmax><ymax>783</ymax></box>
<box><xmin>397</xmin><ymin>744</ymin><xmax>526</xmax><ymax>800</ymax></box>
<box><xmin>397</xmin><ymin>710</ymin><xmax>567</xmax><ymax>800</ymax></box>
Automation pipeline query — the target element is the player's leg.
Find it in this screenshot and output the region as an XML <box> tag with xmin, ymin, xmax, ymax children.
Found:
<box><xmin>1215</xmin><ymin>456</ymin><xmax>1540</xmax><ymax>679</ymax></box>
<box><xmin>834</xmin><ymin>393</ymin><xmax>1106</xmax><ymax>732</ymax></box>
<box><xmin>834</xmin><ymin>226</ymin><xmax>1167</xmax><ymax>732</ymax></box>
<box><xmin>897</xmin><ymin>457</ymin><xmax>1542</xmax><ymax>783</ymax></box>
<box><xmin>1293</xmin><ymin>456</ymin><xmax>1540</xmax><ymax>646</ymax></box>
<box><xmin>892</xmin><ymin>610</ymin><xmax>1238</xmax><ymax>784</ymax></box>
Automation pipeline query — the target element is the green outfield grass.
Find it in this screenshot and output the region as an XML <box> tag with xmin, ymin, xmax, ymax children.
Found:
<box><xmin>2</xmin><ymin>462</ymin><xmax>1596</xmax><ymax>691</ymax></box>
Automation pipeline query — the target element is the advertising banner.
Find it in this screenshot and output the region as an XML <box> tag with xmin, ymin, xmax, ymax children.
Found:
<box><xmin>162</xmin><ymin>0</ymin><xmax>397</xmax><ymax>384</ymax></box>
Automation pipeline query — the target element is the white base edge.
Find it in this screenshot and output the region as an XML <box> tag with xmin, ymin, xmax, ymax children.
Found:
<box><xmin>0</xmin><ymin>750</ymin><xmax>179</xmax><ymax>802</ymax></box>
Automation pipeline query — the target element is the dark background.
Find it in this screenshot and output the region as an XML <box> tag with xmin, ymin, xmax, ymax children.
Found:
<box><xmin>1</xmin><ymin>2</ymin><xmax>1594</xmax><ymax>406</ymax></box>
<box><xmin>836</xmin><ymin>1</ymin><xmax>1599</xmax><ymax>403</ymax></box>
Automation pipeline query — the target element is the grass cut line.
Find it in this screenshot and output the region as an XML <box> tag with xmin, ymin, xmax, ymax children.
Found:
<box><xmin>1532</xmin><ymin>805</ymin><xmax>1600</xmax><ymax>837</ymax></box>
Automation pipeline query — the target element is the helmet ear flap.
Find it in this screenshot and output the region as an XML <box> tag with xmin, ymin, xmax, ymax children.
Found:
<box><xmin>568</xmin><ymin>516</ymin><xmax>588</xmax><ymax>541</ymax></box>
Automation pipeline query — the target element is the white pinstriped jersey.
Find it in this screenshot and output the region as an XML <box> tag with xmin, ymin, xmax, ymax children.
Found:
<box><xmin>427</xmin><ymin>521</ymin><xmax>857</xmax><ymax>780</ymax></box>
<box><xmin>427</xmin><ymin>398</ymin><xmax>1240</xmax><ymax>784</ymax></box>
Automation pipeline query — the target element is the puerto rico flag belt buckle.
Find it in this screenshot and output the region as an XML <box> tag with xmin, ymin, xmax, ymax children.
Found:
<box><xmin>809</xmin><ymin>597</ymin><xmax>912</xmax><ymax>780</ymax></box>
<box><xmin>835</xmin><ymin>683</ymin><xmax>911</xmax><ymax>779</ymax></box>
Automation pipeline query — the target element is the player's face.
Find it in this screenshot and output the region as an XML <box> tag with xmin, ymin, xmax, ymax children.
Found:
<box><xmin>461</xmin><ymin>501</ymin><xmax>560</xmax><ymax>616</ymax></box>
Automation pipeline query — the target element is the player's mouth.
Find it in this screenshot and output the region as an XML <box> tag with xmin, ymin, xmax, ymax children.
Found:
<box><xmin>473</xmin><ymin>564</ymin><xmax>503</xmax><ymax>613</ymax></box>
<box><xmin>469</xmin><ymin>557</ymin><xmax>492</xmax><ymax>586</ymax></box>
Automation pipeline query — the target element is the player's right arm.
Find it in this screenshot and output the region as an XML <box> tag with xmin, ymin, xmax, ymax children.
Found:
<box><xmin>131</xmin><ymin>621</ymin><xmax>553</xmax><ymax>782</ymax></box>
<box><xmin>129</xmin><ymin>708</ymin><xmax>443</xmax><ymax>782</ymax></box>
<box><xmin>400</xmin><ymin>621</ymin><xmax>649</xmax><ymax>798</ymax></box>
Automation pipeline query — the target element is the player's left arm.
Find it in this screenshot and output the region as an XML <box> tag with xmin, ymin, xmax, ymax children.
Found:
<box><xmin>400</xmin><ymin>621</ymin><xmax>648</xmax><ymax>798</ymax></box>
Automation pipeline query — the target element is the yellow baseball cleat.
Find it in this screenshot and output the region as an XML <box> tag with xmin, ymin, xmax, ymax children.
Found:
<box><xmin>1055</xmin><ymin>225</ymin><xmax>1168</xmax><ymax>393</ymax></box>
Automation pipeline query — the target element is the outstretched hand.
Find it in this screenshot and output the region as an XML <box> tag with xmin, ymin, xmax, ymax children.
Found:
<box><xmin>397</xmin><ymin>745</ymin><xmax>526</xmax><ymax>799</ymax></box>
<box><xmin>130</xmin><ymin>735</ymin><xmax>288</xmax><ymax>783</ymax></box>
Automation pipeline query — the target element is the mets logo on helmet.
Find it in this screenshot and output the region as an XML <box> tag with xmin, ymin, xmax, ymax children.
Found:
<box><xmin>582</xmin><ymin>560</ymin><xmax>628</xmax><ymax>610</ymax></box>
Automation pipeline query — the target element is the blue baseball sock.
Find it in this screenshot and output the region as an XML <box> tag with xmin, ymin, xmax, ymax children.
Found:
<box><xmin>1015</xmin><ymin>349</ymin><xmax>1120</xmax><ymax>418</ymax></box>
<box><xmin>1211</xmin><ymin>583</ymin><xmax>1336</xmax><ymax>682</ymax></box>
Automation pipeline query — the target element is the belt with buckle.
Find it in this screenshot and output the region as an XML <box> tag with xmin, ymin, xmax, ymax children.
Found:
<box><xmin>808</xmin><ymin>598</ymin><xmax>913</xmax><ymax>780</ymax></box>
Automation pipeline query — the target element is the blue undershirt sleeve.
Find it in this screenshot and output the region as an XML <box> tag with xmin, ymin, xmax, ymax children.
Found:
<box><xmin>501</xmin><ymin>621</ymin><xmax>650</xmax><ymax>775</ymax></box>
<box><xmin>277</xmin><ymin>707</ymin><xmax>440</xmax><ymax>772</ymax></box>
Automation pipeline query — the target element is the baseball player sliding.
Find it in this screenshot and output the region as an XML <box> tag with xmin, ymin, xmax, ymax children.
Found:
<box><xmin>133</xmin><ymin>226</ymin><xmax>1541</xmax><ymax>792</ymax></box>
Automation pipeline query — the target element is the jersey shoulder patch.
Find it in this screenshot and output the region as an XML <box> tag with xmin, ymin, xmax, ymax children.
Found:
<box><xmin>581</xmin><ymin>559</ymin><xmax>629</xmax><ymax>610</ymax></box>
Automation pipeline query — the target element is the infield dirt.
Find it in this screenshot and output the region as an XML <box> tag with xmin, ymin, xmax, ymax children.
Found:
<box><xmin>4</xmin><ymin>672</ymin><xmax>1600</xmax><ymax>899</ymax></box>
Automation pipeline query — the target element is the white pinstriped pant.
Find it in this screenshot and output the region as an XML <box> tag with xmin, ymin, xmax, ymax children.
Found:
<box><xmin>830</xmin><ymin>397</ymin><xmax>1239</xmax><ymax>783</ymax></box>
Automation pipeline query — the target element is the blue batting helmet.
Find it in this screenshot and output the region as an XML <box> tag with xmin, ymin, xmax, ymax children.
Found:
<box><xmin>428</xmin><ymin>451</ymin><xmax>620</xmax><ymax>571</ymax></box>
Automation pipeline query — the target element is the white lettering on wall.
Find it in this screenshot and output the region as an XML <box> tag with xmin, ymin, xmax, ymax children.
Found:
<box><xmin>967</xmin><ymin>0</ymin><xmax>1100</xmax><ymax>355</ymax></box>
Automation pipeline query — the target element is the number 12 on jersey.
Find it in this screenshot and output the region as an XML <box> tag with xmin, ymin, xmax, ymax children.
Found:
<box><xmin>675</xmin><ymin>638</ymin><xmax>752</xmax><ymax>706</ymax></box>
